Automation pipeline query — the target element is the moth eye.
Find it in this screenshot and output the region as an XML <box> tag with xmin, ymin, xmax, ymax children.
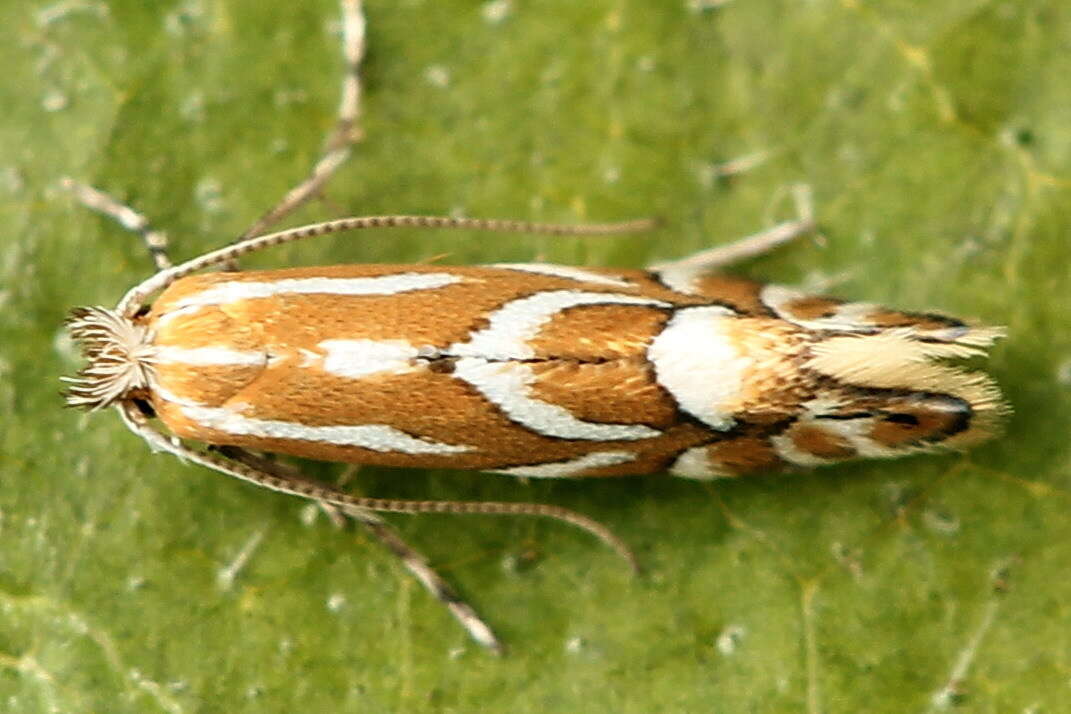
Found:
<box><xmin>134</xmin><ymin>398</ymin><xmax>156</xmax><ymax>418</ymax></box>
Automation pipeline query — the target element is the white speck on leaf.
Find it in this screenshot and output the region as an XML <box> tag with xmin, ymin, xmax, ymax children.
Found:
<box><xmin>481</xmin><ymin>0</ymin><xmax>512</xmax><ymax>24</ymax></box>
<box><xmin>42</xmin><ymin>89</ymin><xmax>68</xmax><ymax>112</ymax></box>
<box><xmin>424</xmin><ymin>65</ymin><xmax>451</xmax><ymax>88</ymax></box>
<box><xmin>716</xmin><ymin>624</ymin><xmax>746</xmax><ymax>655</ymax></box>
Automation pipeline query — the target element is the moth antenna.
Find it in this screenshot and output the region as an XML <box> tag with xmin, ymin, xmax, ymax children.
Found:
<box><xmin>119</xmin><ymin>404</ymin><xmax>640</xmax><ymax>574</ymax></box>
<box><xmin>117</xmin><ymin>214</ymin><xmax>659</xmax><ymax>316</ymax></box>
<box><xmin>362</xmin><ymin>498</ymin><xmax>641</xmax><ymax>575</ymax></box>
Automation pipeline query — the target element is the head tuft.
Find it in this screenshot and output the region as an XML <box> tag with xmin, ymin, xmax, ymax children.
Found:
<box><xmin>62</xmin><ymin>307</ymin><xmax>156</xmax><ymax>411</ymax></box>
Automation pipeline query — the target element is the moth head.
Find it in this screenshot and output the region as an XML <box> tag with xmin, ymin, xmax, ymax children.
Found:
<box><xmin>780</xmin><ymin>326</ymin><xmax>1007</xmax><ymax>463</ymax></box>
<box><xmin>62</xmin><ymin>306</ymin><xmax>157</xmax><ymax>411</ymax></box>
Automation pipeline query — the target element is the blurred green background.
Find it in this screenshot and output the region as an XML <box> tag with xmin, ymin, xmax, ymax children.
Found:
<box><xmin>2</xmin><ymin>0</ymin><xmax>1069</xmax><ymax>712</ymax></box>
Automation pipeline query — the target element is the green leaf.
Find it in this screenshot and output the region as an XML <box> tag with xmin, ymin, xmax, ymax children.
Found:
<box><xmin>3</xmin><ymin>0</ymin><xmax>1069</xmax><ymax>711</ymax></box>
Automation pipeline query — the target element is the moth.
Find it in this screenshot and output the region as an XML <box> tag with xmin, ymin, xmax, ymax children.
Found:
<box><xmin>64</xmin><ymin>218</ymin><xmax>1005</xmax><ymax>481</ymax></box>
<box><xmin>62</xmin><ymin>0</ymin><xmax>1005</xmax><ymax>653</ymax></box>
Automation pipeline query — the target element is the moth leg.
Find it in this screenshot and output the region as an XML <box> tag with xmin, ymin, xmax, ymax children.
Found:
<box><xmin>342</xmin><ymin>509</ymin><xmax>505</xmax><ymax>655</ymax></box>
<box><xmin>216</xmin><ymin>446</ymin><xmax>504</xmax><ymax>654</ymax></box>
<box><xmin>316</xmin><ymin>463</ymin><xmax>360</xmax><ymax>529</ymax></box>
<box><xmin>650</xmin><ymin>183</ymin><xmax>816</xmax><ymax>286</ymax></box>
<box><xmin>61</xmin><ymin>178</ymin><xmax>174</xmax><ymax>271</ymax></box>
<box><xmin>234</xmin><ymin>0</ymin><xmax>366</xmax><ymax>245</ymax></box>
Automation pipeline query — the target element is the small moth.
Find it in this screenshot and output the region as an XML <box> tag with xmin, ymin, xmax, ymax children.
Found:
<box><xmin>64</xmin><ymin>217</ymin><xmax>1006</xmax><ymax>481</ymax></box>
<box><xmin>62</xmin><ymin>0</ymin><xmax>1006</xmax><ymax>653</ymax></box>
